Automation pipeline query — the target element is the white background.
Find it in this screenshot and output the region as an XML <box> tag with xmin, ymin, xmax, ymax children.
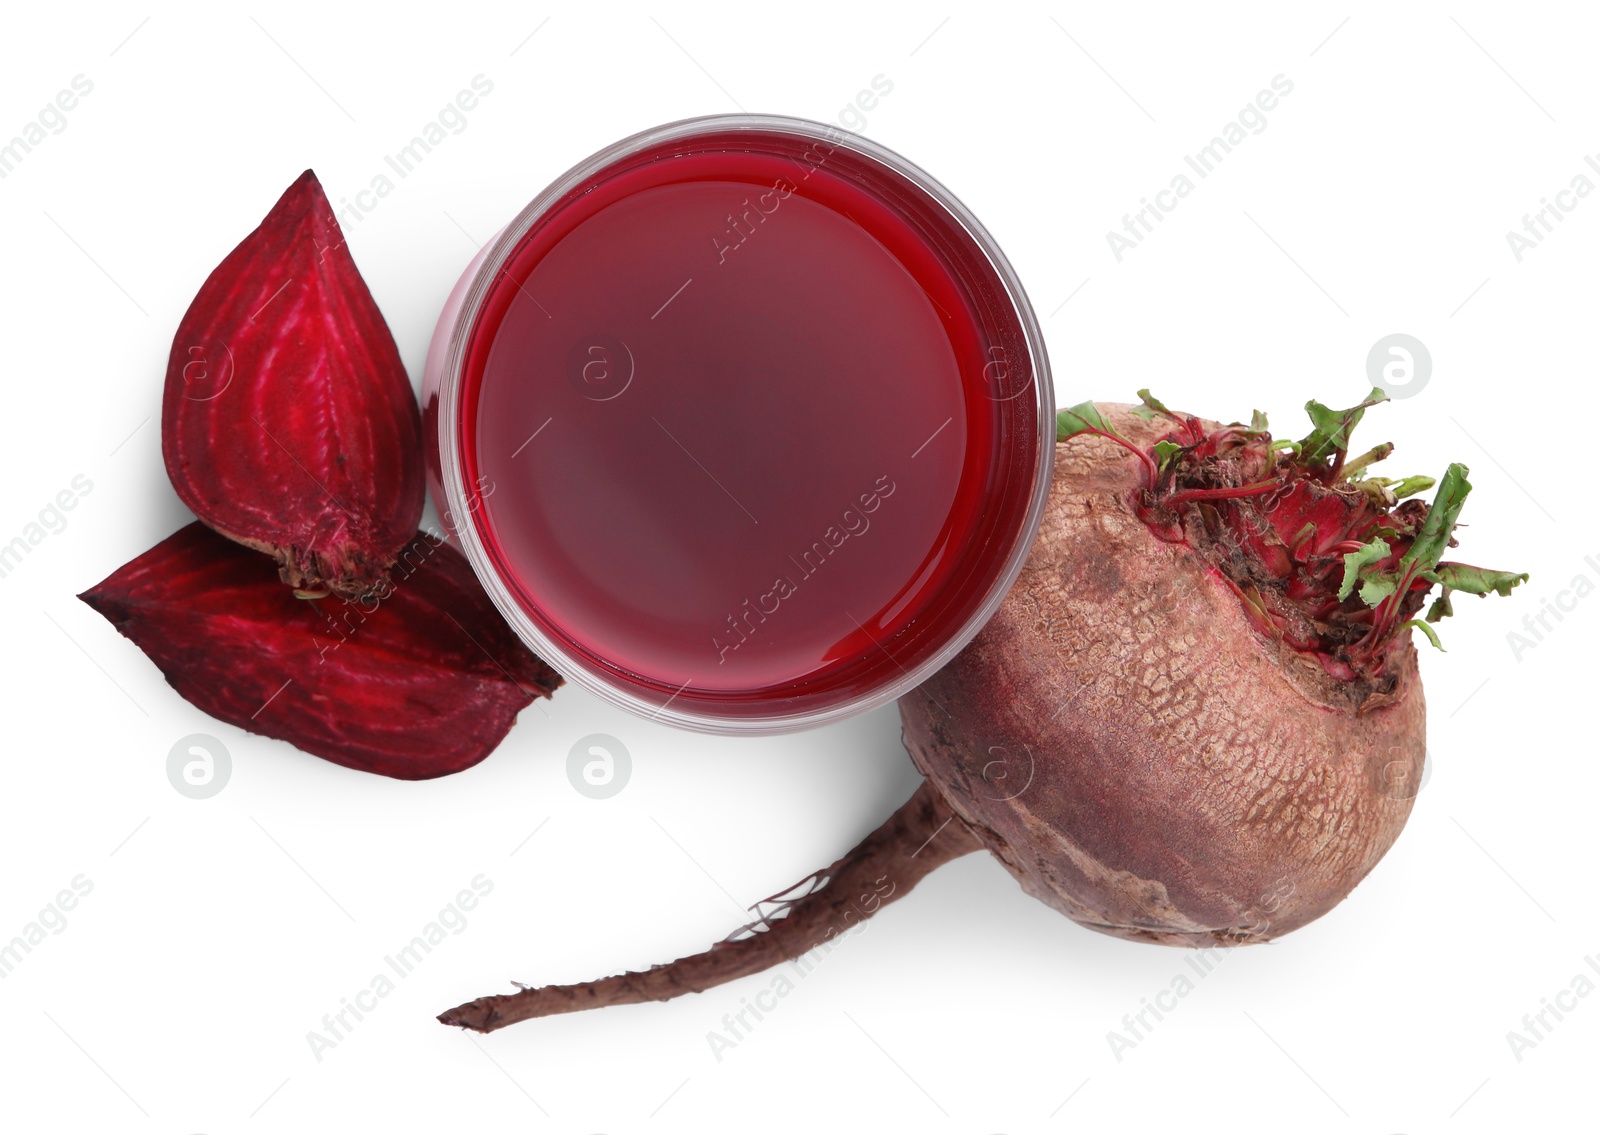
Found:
<box><xmin>1</xmin><ymin>3</ymin><xmax>1593</xmax><ymax>1132</ymax></box>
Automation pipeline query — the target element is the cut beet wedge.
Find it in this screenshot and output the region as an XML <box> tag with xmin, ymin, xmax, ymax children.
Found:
<box><xmin>80</xmin><ymin>523</ymin><xmax>560</xmax><ymax>779</ymax></box>
<box><xmin>162</xmin><ymin>170</ymin><xmax>424</xmax><ymax>599</ymax></box>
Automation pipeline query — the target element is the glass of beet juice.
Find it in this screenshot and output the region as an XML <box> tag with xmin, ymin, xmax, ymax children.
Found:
<box><xmin>424</xmin><ymin>114</ymin><xmax>1053</xmax><ymax>734</ymax></box>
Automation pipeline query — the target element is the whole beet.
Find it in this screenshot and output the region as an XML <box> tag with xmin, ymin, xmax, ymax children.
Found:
<box><xmin>899</xmin><ymin>405</ymin><xmax>1423</xmax><ymax>946</ymax></box>
<box><xmin>441</xmin><ymin>395</ymin><xmax>1520</xmax><ymax>1033</ymax></box>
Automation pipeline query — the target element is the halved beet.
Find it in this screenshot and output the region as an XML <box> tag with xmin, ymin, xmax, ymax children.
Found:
<box><xmin>162</xmin><ymin>170</ymin><xmax>424</xmax><ymax>598</ymax></box>
<box><xmin>80</xmin><ymin>523</ymin><xmax>560</xmax><ymax>780</ymax></box>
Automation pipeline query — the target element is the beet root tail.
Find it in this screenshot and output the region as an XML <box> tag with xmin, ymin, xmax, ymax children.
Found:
<box><xmin>437</xmin><ymin>781</ymin><xmax>981</xmax><ymax>1033</ymax></box>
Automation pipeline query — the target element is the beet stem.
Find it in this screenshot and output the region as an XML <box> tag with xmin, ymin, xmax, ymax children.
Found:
<box><xmin>437</xmin><ymin>782</ymin><xmax>981</xmax><ymax>1033</ymax></box>
<box><xmin>1166</xmin><ymin>480</ymin><xmax>1281</xmax><ymax>506</ymax></box>
<box><xmin>1084</xmin><ymin>428</ymin><xmax>1160</xmax><ymax>483</ymax></box>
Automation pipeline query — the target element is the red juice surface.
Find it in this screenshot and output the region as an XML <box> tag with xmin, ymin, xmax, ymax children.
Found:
<box><xmin>459</xmin><ymin>130</ymin><xmax>1038</xmax><ymax>714</ymax></box>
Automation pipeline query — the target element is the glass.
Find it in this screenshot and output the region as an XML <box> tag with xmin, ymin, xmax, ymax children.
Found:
<box><xmin>423</xmin><ymin>114</ymin><xmax>1053</xmax><ymax>734</ymax></box>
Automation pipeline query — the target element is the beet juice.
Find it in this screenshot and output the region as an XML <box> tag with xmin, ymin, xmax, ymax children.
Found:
<box><xmin>425</xmin><ymin>116</ymin><xmax>1052</xmax><ymax>732</ymax></box>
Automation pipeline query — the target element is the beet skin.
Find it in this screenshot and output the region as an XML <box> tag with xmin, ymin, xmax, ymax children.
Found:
<box><xmin>900</xmin><ymin>405</ymin><xmax>1425</xmax><ymax>945</ymax></box>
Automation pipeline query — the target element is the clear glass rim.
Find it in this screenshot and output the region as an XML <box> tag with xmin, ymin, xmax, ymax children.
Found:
<box><xmin>433</xmin><ymin>112</ymin><xmax>1054</xmax><ymax>735</ymax></box>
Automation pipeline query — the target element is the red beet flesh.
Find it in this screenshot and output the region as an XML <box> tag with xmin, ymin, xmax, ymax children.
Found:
<box><xmin>162</xmin><ymin>170</ymin><xmax>424</xmax><ymax>598</ymax></box>
<box><xmin>81</xmin><ymin>523</ymin><xmax>559</xmax><ymax>779</ymax></box>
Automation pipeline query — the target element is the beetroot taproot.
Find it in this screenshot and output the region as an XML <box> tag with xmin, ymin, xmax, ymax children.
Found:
<box><xmin>440</xmin><ymin>390</ymin><xmax>1524</xmax><ymax>1032</ymax></box>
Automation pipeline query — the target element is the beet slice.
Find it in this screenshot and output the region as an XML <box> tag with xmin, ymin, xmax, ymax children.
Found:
<box><xmin>162</xmin><ymin>170</ymin><xmax>424</xmax><ymax>598</ymax></box>
<box><xmin>79</xmin><ymin>523</ymin><xmax>560</xmax><ymax>780</ymax></box>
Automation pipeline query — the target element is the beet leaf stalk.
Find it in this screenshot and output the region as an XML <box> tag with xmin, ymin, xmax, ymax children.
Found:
<box><xmin>1058</xmin><ymin>387</ymin><xmax>1528</xmax><ymax>692</ymax></box>
<box><xmin>438</xmin><ymin>783</ymin><xmax>981</xmax><ymax>1033</ymax></box>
